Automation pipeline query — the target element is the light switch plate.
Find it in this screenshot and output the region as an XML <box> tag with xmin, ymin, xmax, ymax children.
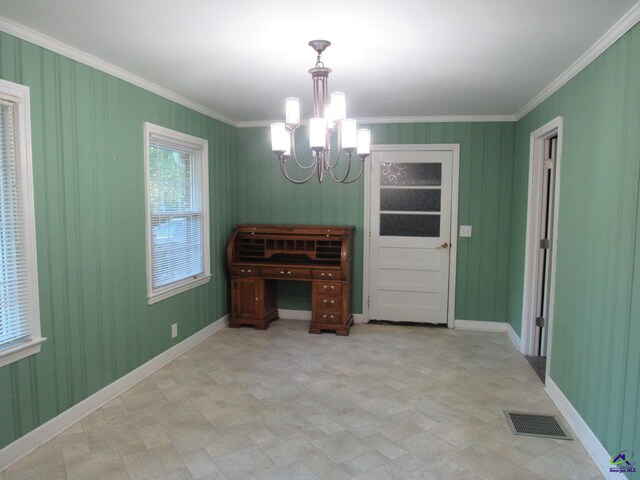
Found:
<box><xmin>460</xmin><ymin>225</ymin><xmax>472</xmax><ymax>237</ymax></box>
<box><xmin>171</xmin><ymin>323</ymin><xmax>178</xmax><ymax>338</ymax></box>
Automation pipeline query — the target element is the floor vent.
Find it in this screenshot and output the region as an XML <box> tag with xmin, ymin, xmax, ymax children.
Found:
<box><xmin>504</xmin><ymin>411</ymin><xmax>572</xmax><ymax>440</ymax></box>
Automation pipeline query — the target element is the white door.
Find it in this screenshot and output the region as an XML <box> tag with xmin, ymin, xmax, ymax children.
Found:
<box><xmin>368</xmin><ymin>147</ymin><xmax>456</xmax><ymax>324</ymax></box>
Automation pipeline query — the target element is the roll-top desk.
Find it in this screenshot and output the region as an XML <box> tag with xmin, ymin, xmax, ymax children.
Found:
<box><xmin>227</xmin><ymin>224</ymin><xmax>354</xmax><ymax>335</ymax></box>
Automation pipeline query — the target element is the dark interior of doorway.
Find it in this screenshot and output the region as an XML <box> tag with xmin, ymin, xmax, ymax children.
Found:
<box><xmin>525</xmin><ymin>355</ymin><xmax>546</xmax><ymax>383</ymax></box>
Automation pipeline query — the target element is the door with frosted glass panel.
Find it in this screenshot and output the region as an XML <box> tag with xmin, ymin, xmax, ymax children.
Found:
<box><xmin>369</xmin><ymin>148</ymin><xmax>453</xmax><ymax>324</ymax></box>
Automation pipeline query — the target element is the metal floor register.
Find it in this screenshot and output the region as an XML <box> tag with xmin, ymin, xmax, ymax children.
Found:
<box><xmin>504</xmin><ymin>411</ymin><xmax>572</xmax><ymax>440</ymax></box>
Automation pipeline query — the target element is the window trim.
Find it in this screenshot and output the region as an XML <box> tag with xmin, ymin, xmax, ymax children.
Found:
<box><xmin>143</xmin><ymin>122</ymin><xmax>211</xmax><ymax>304</ymax></box>
<box><xmin>0</xmin><ymin>79</ymin><xmax>45</xmax><ymax>368</ymax></box>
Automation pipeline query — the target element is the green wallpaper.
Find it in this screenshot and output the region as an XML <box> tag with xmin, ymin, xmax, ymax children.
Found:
<box><xmin>509</xmin><ymin>23</ymin><xmax>640</xmax><ymax>470</ymax></box>
<box><xmin>236</xmin><ymin>122</ymin><xmax>516</xmax><ymax>320</ymax></box>
<box><xmin>0</xmin><ymin>31</ymin><xmax>236</xmax><ymax>450</ymax></box>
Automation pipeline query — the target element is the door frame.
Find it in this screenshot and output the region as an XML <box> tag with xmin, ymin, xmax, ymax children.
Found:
<box><xmin>362</xmin><ymin>144</ymin><xmax>460</xmax><ymax>328</ymax></box>
<box><xmin>521</xmin><ymin>117</ymin><xmax>563</xmax><ymax>376</ymax></box>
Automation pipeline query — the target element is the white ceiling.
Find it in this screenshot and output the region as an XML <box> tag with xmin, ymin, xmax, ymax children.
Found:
<box><xmin>0</xmin><ymin>0</ymin><xmax>638</xmax><ymax>125</ymax></box>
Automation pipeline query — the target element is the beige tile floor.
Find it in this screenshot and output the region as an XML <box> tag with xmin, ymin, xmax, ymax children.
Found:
<box><xmin>2</xmin><ymin>320</ymin><xmax>604</xmax><ymax>480</ymax></box>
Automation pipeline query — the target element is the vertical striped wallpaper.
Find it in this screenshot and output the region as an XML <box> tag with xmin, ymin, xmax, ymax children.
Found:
<box><xmin>510</xmin><ymin>22</ymin><xmax>640</xmax><ymax>463</ymax></box>
<box><xmin>0</xmin><ymin>31</ymin><xmax>236</xmax><ymax>450</ymax></box>
<box><xmin>236</xmin><ymin>122</ymin><xmax>516</xmax><ymax>320</ymax></box>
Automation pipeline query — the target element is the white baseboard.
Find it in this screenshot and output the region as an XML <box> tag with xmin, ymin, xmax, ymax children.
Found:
<box><xmin>277</xmin><ymin>309</ymin><xmax>312</xmax><ymax>320</ymax></box>
<box><xmin>277</xmin><ymin>309</ymin><xmax>366</xmax><ymax>324</ymax></box>
<box><xmin>507</xmin><ymin>323</ymin><xmax>522</xmax><ymax>351</ymax></box>
<box><xmin>0</xmin><ymin>315</ymin><xmax>229</xmax><ymax>472</ymax></box>
<box><xmin>454</xmin><ymin>319</ymin><xmax>509</xmax><ymax>333</ymax></box>
<box><xmin>545</xmin><ymin>378</ymin><xmax>625</xmax><ymax>479</ymax></box>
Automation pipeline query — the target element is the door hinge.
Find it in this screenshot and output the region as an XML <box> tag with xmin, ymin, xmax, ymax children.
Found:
<box><xmin>536</xmin><ymin>317</ymin><xmax>545</xmax><ymax>327</ymax></box>
<box><xmin>544</xmin><ymin>158</ymin><xmax>554</xmax><ymax>170</ymax></box>
<box><xmin>367</xmin><ymin>296</ymin><xmax>370</xmax><ymax>307</ymax></box>
<box><xmin>540</xmin><ymin>238</ymin><xmax>550</xmax><ymax>250</ymax></box>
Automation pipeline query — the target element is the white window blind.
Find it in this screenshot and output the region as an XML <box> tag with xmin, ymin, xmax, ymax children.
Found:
<box><xmin>0</xmin><ymin>98</ymin><xmax>30</xmax><ymax>347</ymax></box>
<box><xmin>144</xmin><ymin>123</ymin><xmax>210</xmax><ymax>303</ymax></box>
<box><xmin>0</xmin><ymin>79</ymin><xmax>44</xmax><ymax>367</ymax></box>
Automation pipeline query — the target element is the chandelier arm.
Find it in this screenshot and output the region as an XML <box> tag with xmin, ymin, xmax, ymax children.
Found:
<box><xmin>328</xmin><ymin>152</ymin><xmax>353</xmax><ymax>182</ymax></box>
<box><xmin>289</xmin><ymin>130</ymin><xmax>316</xmax><ymax>169</ymax></box>
<box><xmin>279</xmin><ymin>157</ymin><xmax>317</xmax><ymax>184</ymax></box>
<box><xmin>325</xmin><ymin>128</ymin><xmax>342</xmax><ymax>169</ymax></box>
<box><xmin>329</xmin><ymin>155</ymin><xmax>365</xmax><ymax>184</ymax></box>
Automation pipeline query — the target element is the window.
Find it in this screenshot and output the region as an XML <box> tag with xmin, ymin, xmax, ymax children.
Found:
<box><xmin>144</xmin><ymin>123</ymin><xmax>210</xmax><ymax>303</ymax></box>
<box><xmin>0</xmin><ymin>79</ymin><xmax>45</xmax><ymax>368</ymax></box>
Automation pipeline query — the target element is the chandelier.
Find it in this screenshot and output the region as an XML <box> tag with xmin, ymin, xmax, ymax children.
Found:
<box><xmin>270</xmin><ymin>40</ymin><xmax>371</xmax><ymax>184</ymax></box>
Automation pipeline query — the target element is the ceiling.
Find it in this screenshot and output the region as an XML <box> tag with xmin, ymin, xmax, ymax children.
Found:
<box><xmin>0</xmin><ymin>0</ymin><xmax>638</xmax><ymax>125</ymax></box>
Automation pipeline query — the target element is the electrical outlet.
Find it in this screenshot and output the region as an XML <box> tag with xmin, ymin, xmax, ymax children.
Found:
<box><xmin>459</xmin><ymin>225</ymin><xmax>472</xmax><ymax>237</ymax></box>
<box><xmin>171</xmin><ymin>323</ymin><xmax>178</xmax><ymax>339</ymax></box>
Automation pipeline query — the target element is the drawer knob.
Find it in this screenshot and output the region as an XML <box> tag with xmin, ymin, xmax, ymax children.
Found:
<box><xmin>280</xmin><ymin>270</ymin><xmax>285</xmax><ymax>274</ymax></box>
<box><xmin>240</xmin><ymin>269</ymin><xmax>245</xmax><ymax>273</ymax></box>
<box><xmin>328</xmin><ymin>273</ymin><xmax>333</xmax><ymax>278</ymax></box>
<box><xmin>321</xmin><ymin>273</ymin><xmax>325</xmax><ymax>277</ymax></box>
<box><xmin>248</xmin><ymin>269</ymin><xmax>252</xmax><ymax>273</ymax></box>
<box><xmin>287</xmin><ymin>271</ymin><xmax>291</xmax><ymax>275</ymax></box>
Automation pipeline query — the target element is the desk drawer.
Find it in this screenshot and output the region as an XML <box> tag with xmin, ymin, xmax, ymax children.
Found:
<box><xmin>316</xmin><ymin>296</ymin><xmax>340</xmax><ymax>309</ymax></box>
<box><xmin>315</xmin><ymin>281</ymin><xmax>342</xmax><ymax>294</ymax></box>
<box><xmin>260</xmin><ymin>267</ymin><xmax>311</xmax><ymax>280</ymax></box>
<box><xmin>315</xmin><ymin>310</ymin><xmax>342</xmax><ymax>324</ymax></box>
<box><xmin>312</xmin><ymin>270</ymin><xmax>340</xmax><ymax>281</ymax></box>
<box><xmin>232</xmin><ymin>266</ymin><xmax>258</xmax><ymax>276</ymax></box>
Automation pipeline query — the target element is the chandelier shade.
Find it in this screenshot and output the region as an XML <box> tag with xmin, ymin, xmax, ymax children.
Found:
<box><xmin>270</xmin><ymin>40</ymin><xmax>370</xmax><ymax>184</ymax></box>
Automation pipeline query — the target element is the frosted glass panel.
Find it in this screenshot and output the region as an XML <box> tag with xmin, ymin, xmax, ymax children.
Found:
<box><xmin>380</xmin><ymin>163</ymin><xmax>441</xmax><ymax>186</ymax></box>
<box><xmin>380</xmin><ymin>189</ymin><xmax>441</xmax><ymax>212</ymax></box>
<box><xmin>380</xmin><ymin>214</ymin><xmax>440</xmax><ymax>237</ymax></box>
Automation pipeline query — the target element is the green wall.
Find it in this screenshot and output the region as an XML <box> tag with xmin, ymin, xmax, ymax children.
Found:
<box><xmin>509</xmin><ymin>23</ymin><xmax>640</xmax><ymax>470</ymax></box>
<box><xmin>0</xmin><ymin>31</ymin><xmax>236</xmax><ymax>450</ymax></box>
<box><xmin>236</xmin><ymin>122</ymin><xmax>516</xmax><ymax>321</ymax></box>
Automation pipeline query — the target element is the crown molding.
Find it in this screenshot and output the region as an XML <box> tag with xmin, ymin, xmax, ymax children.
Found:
<box><xmin>357</xmin><ymin>115</ymin><xmax>517</xmax><ymax>124</ymax></box>
<box><xmin>0</xmin><ymin>15</ymin><xmax>238</xmax><ymax>127</ymax></box>
<box><xmin>515</xmin><ymin>1</ymin><xmax>640</xmax><ymax>120</ymax></box>
<box><xmin>237</xmin><ymin>114</ymin><xmax>517</xmax><ymax>128</ymax></box>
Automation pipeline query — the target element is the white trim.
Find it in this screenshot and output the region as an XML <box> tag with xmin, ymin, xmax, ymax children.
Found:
<box><xmin>545</xmin><ymin>378</ymin><xmax>626</xmax><ymax>479</ymax></box>
<box><xmin>277</xmin><ymin>309</ymin><xmax>366</xmax><ymax>324</ymax></box>
<box><xmin>516</xmin><ymin>2</ymin><xmax>640</xmax><ymax>120</ymax></box>
<box><xmin>278</xmin><ymin>309</ymin><xmax>312</xmax><ymax>321</ymax></box>
<box><xmin>237</xmin><ymin>115</ymin><xmax>517</xmax><ymax>128</ymax></box>
<box><xmin>507</xmin><ymin>323</ymin><xmax>521</xmax><ymax>351</ymax></box>
<box><xmin>362</xmin><ymin>144</ymin><xmax>460</xmax><ymax>329</ymax></box>
<box><xmin>0</xmin><ymin>16</ymin><xmax>237</xmax><ymax>127</ymax></box>
<box><xmin>362</xmin><ymin>154</ymin><xmax>372</xmax><ymax>323</ymax></box>
<box><xmin>454</xmin><ymin>319</ymin><xmax>508</xmax><ymax>333</ymax></box>
<box><xmin>147</xmin><ymin>275</ymin><xmax>212</xmax><ymax>305</ymax></box>
<box><xmin>143</xmin><ymin>122</ymin><xmax>211</xmax><ymax>304</ymax></box>
<box><xmin>521</xmin><ymin>117</ymin><xmax>563</xmax><ymax>368</ymax></box>
<box><xmin>0</xmin><ymin>315</ymin><xmax>229</xmax><ymax>473</ymax></box>
<box><xmin>0</xmin><ymin>78</ymin><xmax>45</xmax><ymax>367</ymax></box>
<box><xmin>0</xmin><ymin>337</ymin><xmax>46</xmax><ymax>369</ymax></box>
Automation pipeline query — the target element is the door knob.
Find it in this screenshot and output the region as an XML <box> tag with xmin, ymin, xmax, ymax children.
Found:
<box><xmin>436</xmin><ymin>241</ymin><xmax>449</xmax><ymax>249</ymax></box>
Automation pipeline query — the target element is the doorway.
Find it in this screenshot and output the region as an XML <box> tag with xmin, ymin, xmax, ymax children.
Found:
<box><xmin>364</xmin><ymin>145</ymin><xmax>459</xmax><ymax>327</ymax></box>
<box><xmin>522</xmin><ymin>117</ymin><xmax>563</xmax><ymax>383</ymax></box>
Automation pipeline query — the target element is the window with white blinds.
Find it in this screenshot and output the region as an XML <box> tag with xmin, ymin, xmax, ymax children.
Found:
<box><xmin>144</xmin><ymin>123</ymin><xmax>210</xmax><ymax>304</ymax></box>
<box><xmin>0</xmin><ymin>79</ymin><xmax>44</xmax><ymax>368</ymax></box>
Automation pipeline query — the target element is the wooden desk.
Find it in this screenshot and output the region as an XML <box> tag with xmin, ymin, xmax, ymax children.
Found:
<box><xmin>227</xmin><ymin>224</ymin><xmax>354</xmax><ymax>335</ymax></box>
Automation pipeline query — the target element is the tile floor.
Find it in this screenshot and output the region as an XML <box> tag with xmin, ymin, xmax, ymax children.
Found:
<box><xmin>1</xmin><ymin>320</ymin><xmax>604</xmax><ymax>480</ymax></box>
